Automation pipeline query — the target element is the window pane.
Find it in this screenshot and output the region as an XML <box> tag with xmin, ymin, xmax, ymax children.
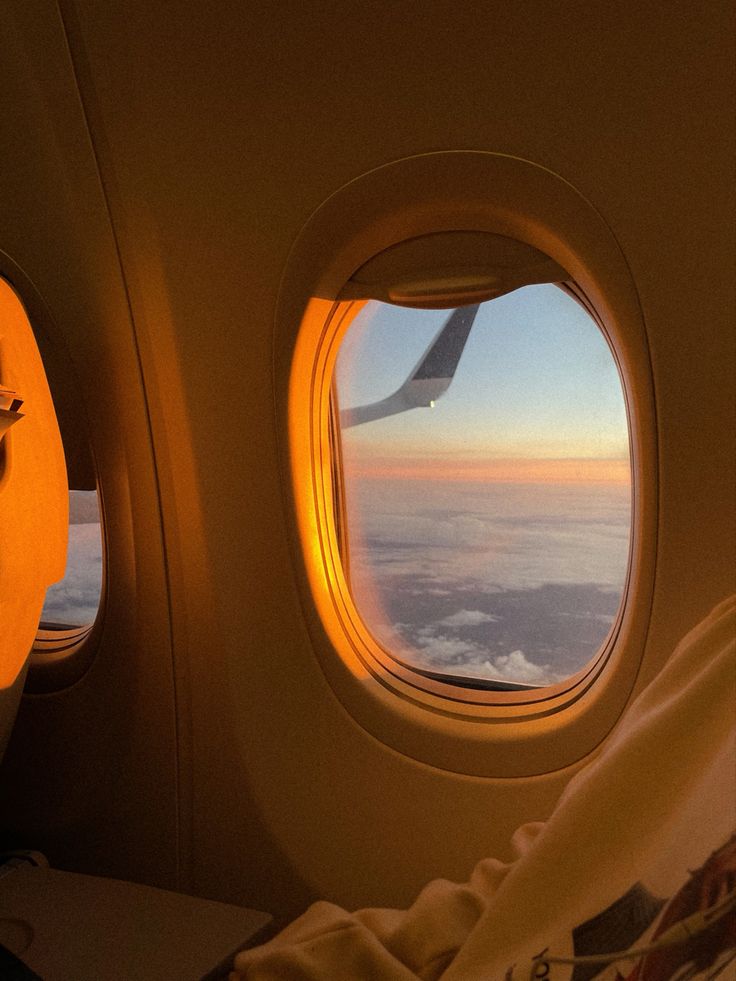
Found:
<box><xmin>333</xmin><ymin>285</ymin><xmax>631</xmax><ymax>689</ymax></box>
<box><xmin>40</xmin><ymin>489</ymin><xmax>103</xmax><ymax>628</ymax></box>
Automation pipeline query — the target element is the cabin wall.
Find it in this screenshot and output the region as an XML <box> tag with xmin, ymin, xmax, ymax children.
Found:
<box><xmin>1</xmin><ymin>1</ymin><xmax>733</xmax><ymax>923</ymax></box>
<box><xmin>0</xmin><ymin>4</ymin><xmax>179</xmax><ymax>888</ymax></box>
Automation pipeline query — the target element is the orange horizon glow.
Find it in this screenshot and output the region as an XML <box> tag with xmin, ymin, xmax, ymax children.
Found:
<box><xmin>346</xmin><ymin>456</ymin><xmax>631</xmax><ymax>485</ymax></box>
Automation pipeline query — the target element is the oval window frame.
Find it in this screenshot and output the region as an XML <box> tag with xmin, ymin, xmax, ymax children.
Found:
<box><xmin>275</xmin><ymin>152</ymin><xmax>656</xmax><ymax>777</ymax></box>
<box><xmin>0</xmin><ymin>256</ymin><xmax>106</xmax><ymax>693</ymax></box>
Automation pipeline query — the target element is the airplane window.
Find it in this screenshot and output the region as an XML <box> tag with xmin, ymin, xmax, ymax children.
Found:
<box><xmin>39</xmin><ymin>489</ymin><xmax>103</xmax><ymax>629</ymax></box>
<box><xmin>0</xmin><ymin>272</ymin><xmax>103</xmax><ymax>653</ymax></box>
<box><xmin>332</xmin><ymin>284</ymin><xmax>631</xmax><ymax>690</ymax></box>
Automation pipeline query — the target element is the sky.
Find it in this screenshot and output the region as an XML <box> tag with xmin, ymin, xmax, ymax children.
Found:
<box><xmin>335</xmin><ymin>284</ymin><xmax>630</xmax><ymax>479</ymax></box>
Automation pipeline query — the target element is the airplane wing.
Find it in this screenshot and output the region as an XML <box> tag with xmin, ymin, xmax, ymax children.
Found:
<box><xmin>339</xmin><ymin>304</ymin><xmax>480</xmax><ymax>428</ymax></box>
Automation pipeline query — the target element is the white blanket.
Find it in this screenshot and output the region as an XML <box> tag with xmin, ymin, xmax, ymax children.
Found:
<box><xmin>231</xmin><ymin>595</ymin><xmax>736</xmax><ymax>980</ymax></box>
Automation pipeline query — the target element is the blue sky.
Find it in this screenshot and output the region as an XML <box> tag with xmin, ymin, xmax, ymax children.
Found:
<box><xmin>335</xmin><ymin>284</ymin><xmax>630</xmax><ymax>470</ymax></box>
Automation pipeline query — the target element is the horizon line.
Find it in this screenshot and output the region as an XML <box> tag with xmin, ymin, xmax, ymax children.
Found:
<box><xmin>344</xmin><ymin>456</ymin><xmax>631</xmax><ymax>485</ymax></box>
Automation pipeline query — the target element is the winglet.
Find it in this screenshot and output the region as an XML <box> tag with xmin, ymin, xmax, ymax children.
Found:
<box><xmin>340</xmin><ymin>305</ymin><xmax>480</xmax><ymax>428</ymax></box>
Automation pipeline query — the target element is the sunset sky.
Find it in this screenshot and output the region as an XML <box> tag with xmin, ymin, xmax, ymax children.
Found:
<box><xmin>335</xmin><ymin>284</ymin><xmax>630</xmax><ymax>484</ymax></box>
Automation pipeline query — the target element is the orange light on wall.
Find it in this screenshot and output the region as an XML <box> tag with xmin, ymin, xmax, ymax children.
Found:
<box><xmin>289</xmin><ymin>298</ymin><xmax>374</xmax><ymax>682</ymax></box>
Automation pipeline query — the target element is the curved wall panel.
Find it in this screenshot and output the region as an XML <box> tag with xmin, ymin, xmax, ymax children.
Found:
<box><xmin>0</xmin><ymin>0</ymin><xmax>731</xmax><ymax>925</ymax></box>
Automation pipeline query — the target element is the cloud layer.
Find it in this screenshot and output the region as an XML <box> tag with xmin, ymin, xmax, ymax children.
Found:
<box><xmin>346</xmin><ymin>477</ymin><xmax>628</xmax><ymax>687</ymax></box>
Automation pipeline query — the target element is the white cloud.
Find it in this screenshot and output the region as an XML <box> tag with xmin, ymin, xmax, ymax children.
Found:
<box><xmin>417</xmin><ymin>635</ymin><xmax>482</xmax><ymax>662</ymax></box>
<box><xmin>483</xmin><ymin>649</ymin><xmax>555</xmax><ymax>685</ymax></box>
<box><xmin>439</xmin><ymin>609</ymin><xmax>500</xmax><ymax>627</ymax></box>
<box><xmin>414</xmin><ymin>632</ymin><xmax>560</xmax><ymax>687</ymax></box>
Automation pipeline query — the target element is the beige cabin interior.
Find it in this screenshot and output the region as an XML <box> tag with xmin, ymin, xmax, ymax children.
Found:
<box><xmin>0</xmin><ymin>2</ymin><xmax>733</xmax><ymax>976</ymax></box>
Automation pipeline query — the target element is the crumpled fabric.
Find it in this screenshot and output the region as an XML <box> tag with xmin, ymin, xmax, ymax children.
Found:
<box><xmin>231</xmin><ymin>595</ymin><xmax>736</xmax><ymax>980</ymax></box>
